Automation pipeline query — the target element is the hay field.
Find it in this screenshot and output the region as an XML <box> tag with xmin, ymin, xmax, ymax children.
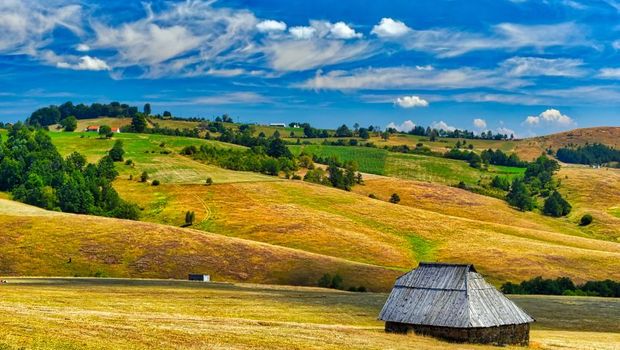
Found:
<box><xmin>115</xmin><ymin>180</ymin><xmax>620</xmax><ymax>286</ymax></box>
<box><xmin>0</xmin><ymin>278</ymin><xmax>617</xmax><ymax>350</ymax></box>
<box><xmin>0</xmin><ymin>199</ymin><xmax>399</xmax><ymax>290</ymax></box>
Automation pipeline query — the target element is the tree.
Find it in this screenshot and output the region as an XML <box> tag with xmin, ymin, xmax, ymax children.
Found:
<box><xmin>543</xmin><ymin>191</ymin><xmax>572</xmax><ymax>217</ymax></box>
<box><xmin>266</xmin><ymin>138</ymin><xmax>292</xmax><ymax>158</ymax></box>
<box><xmin>59</xmin><ymin>116</ymin><xmax>77</xmax><ymax>131</ymax></box>
<box><xmin>97</xmin><ymin>156</ymin><xmax>118</xmax><ymax>182</ymax></box>
<box><xmin>108</xmin><ymin>140</ymin><xmax>125</xmax><ymax>162</ymax></box>
<box><xmin>140</xmin><ymin>171</ymin><xmax>149</xmax><ymax>182</ymax></box>
<box><xmin>205</xmin><ymin>177</ymin><xmax>213</xmax><ymax>186</ymax></box>
<box><xmin>318</xmin><ymin>274</ymin><xmax>331</xmax><ymax>288</ymax></box>
<box><xmin>99</xmin><ymin>125</ymin><xmax>113</xmax><ymax>138</ymax></box>
<box><xmin>57</xmin><ymin>172</ymin><xmax>94</xmax><ymax>214</ymax></box>
<box><xmin>143</xmin><ymin>103</ymin><xmax>151</xmax><ymax>116</ymax></box>
<box><xmin>358</xmin><ymin>128</ymin><xmax>370</xmax><ymax>139</ymax></box>
<box><xmin>389</xmin><ymin>193</ymin><xmax>401</xmax><ymax>204</ymax></box>
<box><xmin>507</xmin><ymin>178</ymin><xmax>534</xmax><ymax>211</ymax></box>
<box><xmin>184</xmin><ymin>211</ymin><xmax>195</xmax><ymax>226</ymax></box>
<box><xmin>163</xmin><ymin>111</ymin><xmax>172</xmax><ymax>117</ymax></box>
<box><xmin>335</xmin><ymin>124</ymin><xmax>353</xmax><ymax>137</ymax></box>
<box><xmin>131</xmin><ymin>114</ymin><xmax>148</xmax><ymax>133</ymax></box>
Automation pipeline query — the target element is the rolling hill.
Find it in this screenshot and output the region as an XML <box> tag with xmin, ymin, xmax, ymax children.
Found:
<box><xmin>0</xmin><ymin>199</ymin><xmax>399</xmax><ymax>291</ymax></box>
<box><xmin>1</xmin><ymin>123</ymin><xmax>619</xmax><ymax>289</ymax></box>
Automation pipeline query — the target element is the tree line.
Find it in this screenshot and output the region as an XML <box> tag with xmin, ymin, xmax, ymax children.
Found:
<box><xmin>0</xmin><ymin>123</ymin><xmax>139</xmax><ymax>219</ymax></box>
<box><xmin>556</xmin><ymin>143</ymin><xmax>620</xmax><ymax>165</ymax></box>
<box><xmin>27</xmin><ymin>101</ymin><xmax>143</xmax><ymax>127</ymax></box>
<box><xmin>501</xmin><ymin>276</ymin><xmax>620</xmax><ymax>297</ymax></box>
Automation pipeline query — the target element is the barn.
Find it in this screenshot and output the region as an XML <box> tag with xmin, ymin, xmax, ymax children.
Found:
<box><xmin>379</xmin><ymin>262</ymin><xmax>534</xmax><ymax>345</ymax></box>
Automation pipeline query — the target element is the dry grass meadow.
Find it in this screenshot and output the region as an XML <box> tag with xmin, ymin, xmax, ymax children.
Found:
<box><xmin>0</xmin><ymin>278</ymin><xmax>617</xmax><ymax>350</ymax></box>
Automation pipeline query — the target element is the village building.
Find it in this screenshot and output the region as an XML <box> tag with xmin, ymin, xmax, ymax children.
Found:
<box><xmin>269</xmin><ymin>123</ymin><xmax>286</xmax><ymax>128</ymax></box>
<box><xmin>85</xmin><ymin>125</ymin><xmax>99</xmax><ymax>132</ymax></box>
<box><xmin>379</xmin><ymin>262</ymin><xmax>534</xmax><ymax>346</ymax></box>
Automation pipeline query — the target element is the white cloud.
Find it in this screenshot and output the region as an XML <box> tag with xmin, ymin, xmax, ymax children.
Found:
<box><xmin>299</xmin><ymin>66</ymin><xmax>526</xmax><ymax>90</ymax></box>
<box><xmin>431</xmin><ymin>121</ymin><xmax>456</xmax><ymax>132</ymax></box>
<box><xmin>496</xmin><ymin>127</ymin><xmax>516</xmax><ymax>138</ymax></box>
<box><xmin>473</xmin><ymin>118</ymin><xmax>487</xmax><ymax>129</ymax></box>
<box><xmin>76</xmin><ymin>44</ymin><xmax>90</xmax><ymax>52</ymax></box>
<box><xmin>329</xmin><ymin>22</ymin><xmax>362</xmax><ymax>39</ymax></box>
<box><xmin>386</xmin><ymin>120</ymin><xmax>416</xmax><ymax>132</ymax></box>
<box><xmin>89</xmin><ymin>1</ymin><xmax>258</xmax><ymax>77</ymax></box>
<box><xmin>289</xmin><ymin>26</ymin><xmax>316</xmax><ymax>39</ymax></box>
<box><xmin>389</xmin><ymin>22</ymin><xmax>588</xmax><ymax>58</ymax></box>
<box><xmin>524</xmin><ymin>109</ymin><xmax>574</xmax><ymax>127</ymax></box>
<box><xmin>371</xmin><ymin>18</ymin><xmax>411</xmax><ymax>38</ymax></box>
<box><xmin>613</xmin><ymin>40</ymin><xmax>620</xmax><ymax>50</ymax></box>
<box><xmin>266</xmin><ymin>40</ymin><xmax>371</xmax><ymax>71</ymax></box>
<box><xmin>500</xmin><ymin>57</ymin><xmax>585</xmax><ymax>77</ymax></box>
<box><xmin>394</xmin><ymin>95</ymin><xmax>429</xmax><ymax>108</ymax></box>
<box><xmin>598</xmin><ymin>68</ymin><xmax>620</xmax><ymax>79</ymax></box>
<box><xmin>57</xmin><ymin>56</ymin><xmax>110</xmax><ymax>71</ymax></box>
<box><xmin>289</xmin><ymin>21</ymin><xmax>361</xmax><ymax>40</ymax></box>
<box><xmin>256</xmin><ymin>20</ymin><xmax>286</xmax><ymax>32</ymax></box>
<box><xmin>0</xmin><ymin>1</ymin><xmax>82</xmax><ymax>55</ymax></box>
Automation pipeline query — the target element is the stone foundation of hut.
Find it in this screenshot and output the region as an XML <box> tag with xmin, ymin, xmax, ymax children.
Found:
<box><xmin>385</xmin><ymin>321</ymin><xmax>530</xmax><ymax>346</ymax></box>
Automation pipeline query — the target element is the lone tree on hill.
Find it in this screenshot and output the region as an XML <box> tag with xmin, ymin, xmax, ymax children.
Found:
<box><xmin>143</xmin><ymin>103</ymin><xmax>151</xmax><ymax>116</ymax></box>
<box><xmin>185</xmin><ymin>211</ymin><xmax>195</xmax><ymax>226</ymax></box>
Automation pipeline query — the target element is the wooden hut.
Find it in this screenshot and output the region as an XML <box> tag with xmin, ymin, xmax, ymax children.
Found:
<box><xmin>379</xmin><ymin>262</ymin><xmax>534</xmax><ymax>345</ymax></box>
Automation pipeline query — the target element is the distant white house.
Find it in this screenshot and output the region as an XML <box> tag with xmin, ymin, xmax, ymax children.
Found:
<box><xmin>269</xmin><ymin>123</ymin><xmax>286</xmax><ymax>128</ymax></box>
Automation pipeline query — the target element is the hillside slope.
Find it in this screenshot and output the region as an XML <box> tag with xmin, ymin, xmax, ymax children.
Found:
<box><xmin>0</xmin><ymin>199</ymin><xmax>400</xmax><ymax>291</ymax></box>
<box><xmin>515</xmin><ymin>127</ymin><xmax>620</xmax><ymax>160</ymax></box>
<box><xmin>115</xmin><ymin>178</ymin><xmax>620</xmax><ymax>285</ymax></box>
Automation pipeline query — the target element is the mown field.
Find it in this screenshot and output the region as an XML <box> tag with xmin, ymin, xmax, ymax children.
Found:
<box><xmin>289</xmin><ymin>144</ymin><xmax>525</xmax><ymax>185</ymax></box>
<box><xmin>0</xmin><ymin>278</ymin><xmax>617</xmax><ymax>350</ymax></box>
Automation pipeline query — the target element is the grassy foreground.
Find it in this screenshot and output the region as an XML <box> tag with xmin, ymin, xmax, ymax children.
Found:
<box><xmin>0</xmin><ymin>278</ymin><xmax>617</xmax><ymax>350</ymax></box>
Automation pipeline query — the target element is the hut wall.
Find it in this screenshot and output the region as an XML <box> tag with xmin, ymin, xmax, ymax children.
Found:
<box><xmin>385</xmin><ymin>322</ymin><xmax>529</xmax><ymax>346</ymax></box>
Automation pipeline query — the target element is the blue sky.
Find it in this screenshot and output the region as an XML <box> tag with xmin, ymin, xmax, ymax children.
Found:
<box><xmin>1</xmin><ymin>0</ymin><xmax>620</xmax><ymax>137</ymax></box>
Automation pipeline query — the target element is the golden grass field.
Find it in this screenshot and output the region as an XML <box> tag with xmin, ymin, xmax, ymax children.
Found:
<box><xmin>0</xmin><ymin>199</ymin><xmax>399</xmax><ymax>291</ymax></box>
<box><xmin>115</xmin><ymin>178</ymin><xmax>620</xmax><ymax>286</ymax></box>
<box><xmin>0</xmin><ymin>278</ymin><xmax>617</xmax><ymax>350</ymax></box>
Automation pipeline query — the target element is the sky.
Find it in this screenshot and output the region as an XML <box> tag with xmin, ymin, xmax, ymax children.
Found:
<box><xmin>1</xmin><ymin>0</ymin><xmax>620</xmax><ymax>137</ymax></box>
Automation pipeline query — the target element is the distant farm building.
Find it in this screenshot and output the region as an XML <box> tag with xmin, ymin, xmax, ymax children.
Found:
<box><xmin>85</xmin><ymin>125</ymin><xmax>99</xmax><ymax>132</ymax></box>
<box><xmin>269</xmin><ymin>123</ymin><xmax>286</xmax><ymax>127</ymax></box>
<box><xmin>188</xmin><ymin>274</ymin><xmax>210</xmax><ymax>282</ymax></box>
<box><xmin>111</xmin><ymin>127</ymin><xmax>121</xmax><ymax>133</ymax></box>
<box><xmin>379</xmin><ymin>262</ymin><xmax>534</xmax><ymax>346</ymax></box>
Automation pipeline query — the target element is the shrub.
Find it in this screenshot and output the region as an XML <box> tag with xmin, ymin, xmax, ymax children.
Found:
<box><xmin>205</xmin><ymin>177</ymin><xmax>213</xmax><ymax>186</ymax></box>
<box><xmin>368</xmin><ymin>193</ymin><xmax>377</xmax><ymax>199</ymax></box>
<box><xmin>152</xmin><ymin>180</ymin><xmax>160</xmax><ymax>186</ymax></box>
<box><xmin>140</xmin><ymin>171</ymin><xmax>149</xmax><ymax>182</ymax></box>
<box><xmin>389</xmin><ymin>193</ymin><xmax>400</xmax><ymax>204</ymax></box>
<box><xmin>125</xmin><ymin>159</ymin><xmax>133</xmax><ymax>165</ymax></box>
<box><xmin>291</xmin><ymin>174</ymin><xmax>302</xmax><ymax>180</ymax></box>
<box><xmin>318</xmin><ymin>274</ymin><xmax>331</xmax><ymax>288</ymax></box>
<box><xmin>580</xmin><ymin>214</ymin><xmax>593</xmax><ymax>226</ymax></box>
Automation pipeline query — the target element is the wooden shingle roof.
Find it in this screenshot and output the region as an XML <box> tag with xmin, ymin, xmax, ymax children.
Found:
<box><xmin>379</xmin><ymin>263</ymin><xmax>534</xmax><ymax>328</ymax></box>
